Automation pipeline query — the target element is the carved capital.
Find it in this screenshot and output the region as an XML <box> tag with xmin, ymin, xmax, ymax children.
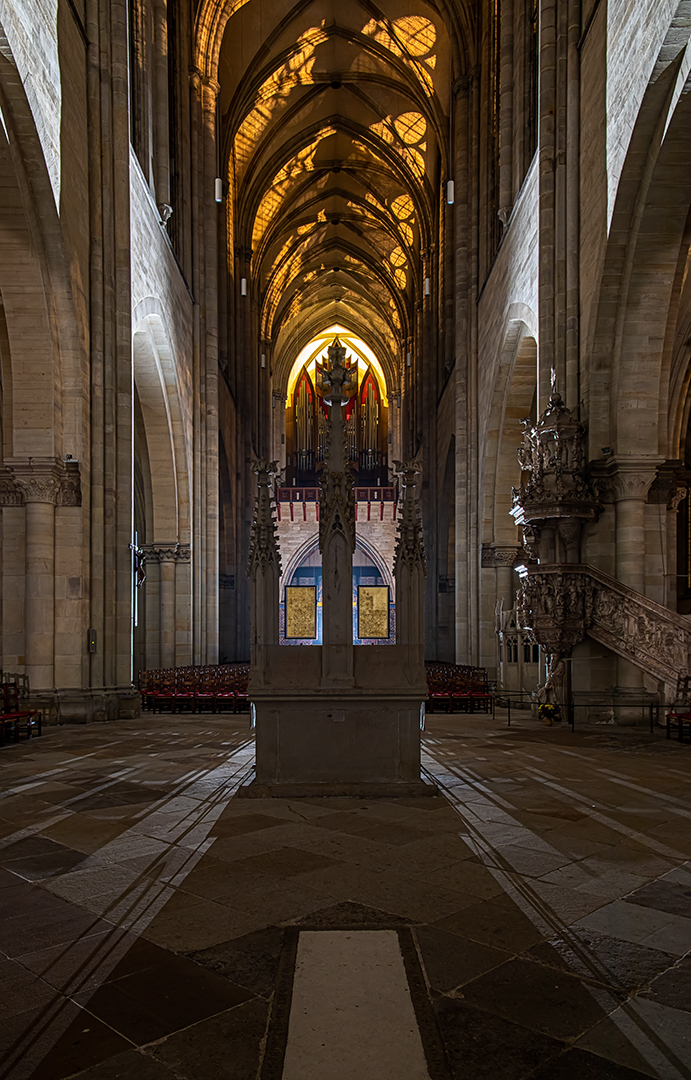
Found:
<box><xmin>2</xmin><ymin>458</ymin><xmax>82</xmax><ymax>507</ymax></box>
<box><xmin>611</xmin><ymin>472</ymin><xmax>658</xmax><ymax>501</ymax></box>
<box><xmin>0</xmin><ymin>468</ymin><xmax>22</xmax><ymax>506</ymax></box>
<box><xmin>481</xmin><ymin>545</ymin><xmax>523</xmax><ymax>568</ymax></box>
<box><xmin>600</xmin><ymin>456</ymin><xmax>663</xmax><ymax>502</ymax></box>
<box><xmin>57</xmin><ymin>460</ymin><xmax>82</xmax><ymax>506</ymax></box>
<box><xmin>142</xmin><ymin>543</ymin><xmax>191</xmax><ymax>563</ymax></box>
<box><xmin>10</xmin><ymin>460</ymin><xmax>64</xmax><ymax>504</ymax></box>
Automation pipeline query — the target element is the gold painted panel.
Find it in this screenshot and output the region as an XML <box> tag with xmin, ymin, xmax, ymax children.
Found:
<box><xmin>285</xmin><ymin>586</ymin><xmax>316</xmax><ymax>639</ymax></box>
<box><xmin>358</xmin><ymin>586</ymin><xmax>389</xmax><ymax>639</ymax></box>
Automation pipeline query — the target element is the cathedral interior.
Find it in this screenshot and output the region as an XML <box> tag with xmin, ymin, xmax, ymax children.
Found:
<box><xmin>1</xmin><ymin>0</ymin><xmax>691</xmax><ymax>1077</ymax></box>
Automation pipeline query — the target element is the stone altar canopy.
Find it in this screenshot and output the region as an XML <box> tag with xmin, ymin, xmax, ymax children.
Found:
<box><xmin>244</xmin><ymin>340</ymin><xmax>433</xmax><ymax>797</ymax></box>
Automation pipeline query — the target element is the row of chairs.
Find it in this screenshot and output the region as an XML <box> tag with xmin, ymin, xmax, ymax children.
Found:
<box><xmin>0</xmin><ymin>682</ymin><xmax>42</xmax><ymax>745</ymax></box>
<box><xmin>425</xmin><ymin>661</ymin><xmax>492</xmax><ymax>713</ymax></box>
<box><xmin>138</xmin><ymin>665</ymin><xmax>250</xmax><ymax>714</ymax></box>
<box><xmin>140</xmin><ymin>661</ymin><xmax>491</xmax><ymax>717</ymax></box>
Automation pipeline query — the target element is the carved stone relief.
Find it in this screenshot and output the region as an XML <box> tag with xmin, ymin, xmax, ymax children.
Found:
<box><xmin>393</xmin><ymin>458</ymin><xmax>426</xmax><ymax>574</ymax></box>
<box><xmin>247</xmin><ymin>458</ymin><xmax>282</xmax><ymax>577</ymax></box>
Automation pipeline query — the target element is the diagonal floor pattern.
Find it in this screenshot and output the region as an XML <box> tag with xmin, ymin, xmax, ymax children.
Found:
<box><xmin>0</xmin><ymin>714</ymin><xmax>689</xmax><ymax>1079</ymax></box>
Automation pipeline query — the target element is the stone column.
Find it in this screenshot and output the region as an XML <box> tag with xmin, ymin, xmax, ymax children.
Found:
<box><xmin>247</xmin><ymin>459</ymin><xmax>281</xmax><ymax>678</ymax></box>
<box><xmin>153</xmin><ymin>0</ymin><xmax>171</xmax><ymax>220</ymax></box>
<box><xmin>319</xmin><ymin>341</ymin><xmax>356</xmax><ymax>687</ymax></box>
<box><xmin>611</xmin><ymin>461</ymin><xmax>660</xmax><ymax>594</ymax></box>
<box><xmin>12</xmin><ymin>462</ymin><xmax>63</xmax><ymax>691</ymax></box>
<box><xmin>498</xmin><ymin>0</ymin><xmax>514</xmax><ymax>227</ymax></box>
<box><xmin>611</xmin><ymin>459</ymin><xmax>660</xmax><ymax>690</ymax></box>
<box><xmin>159</xmin><ymin>556</ymin><xmax>176</xmax><ymax>670</ymax></box>
<box><xmin>393</xmin><ymin>460</ymin><xmax>427</xmax><ymax>682</ymax></box>
<box><xmin>189</xmin><ymin>70</ymin><xmax>220</xmax><ymax>665</ymax></box>
<box><xmin>494</xmin><ymin>548</ymin><xmax>521</xmax><ymax>609</ymax></box>
<box><xmin>667</xmin><ymin>487</ymin><xmax>687</xmax><ymax>611</ymax></box>
<box><xmin>143</xmin><ymin>543</ymin><xmax>191</xmax><ymax>669</ymax></box>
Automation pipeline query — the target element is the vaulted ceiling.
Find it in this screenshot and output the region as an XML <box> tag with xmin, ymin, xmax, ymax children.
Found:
<box><xmin>215</xmin><ymin>0</ymin><xmax>463</xmax><ymax>392</ymax></box>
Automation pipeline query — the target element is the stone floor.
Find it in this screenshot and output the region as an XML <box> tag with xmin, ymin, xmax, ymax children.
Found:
<box><xmin>0</xmin><ymin>712</ymin><xmax>690</xmax><ymax>1079</ymax></box>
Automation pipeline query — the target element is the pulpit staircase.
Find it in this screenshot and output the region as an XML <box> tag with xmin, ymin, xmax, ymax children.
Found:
<box><xmin>521</xmin><ymin>563</ymin><xmax>691</xmax><ymax>702</ymax></box>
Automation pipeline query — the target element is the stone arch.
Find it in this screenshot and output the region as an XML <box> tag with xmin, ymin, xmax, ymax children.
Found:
<box><xmin>280</xmin><ymin>531</ymin><xmax>393</xmax><ymax>593</ymax></box>
<box><xmin>0</xmin><ymin>27</ymin><xmax>85</xmax><ymax>692</ymax></box>
<box><xmin>588</xmin><ymin>4</ymin><xmax>691</xmax><ymax>456</ymax></box>
<box><xmin>0</xmin><ymin>18</ymin><xmax>85</xmax><ymax>460</ymax></box>
<box><xmin>479</xmin><ymin>315</ymin><xmax>537</xmax><ymax>676</ymax></box>
<box><xmin>132</xmin><ymin>307</ymin><xmax>192</xmax><ymax>670</ymax></box>
<box><xmin>482</xmin><ymin>312</ymin><xmax>538</xmax><ymax>551</ymax></box>
<box><xmin>132</xmin><ymin>308</ymin><xmax>190</xmax><ymax>545</ymax></box>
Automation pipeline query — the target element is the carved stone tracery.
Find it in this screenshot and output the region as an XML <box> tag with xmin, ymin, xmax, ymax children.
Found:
<box><xmin>247</xmin><ymin>458</ymin><xmax>282</xmax><ymax>577</ymax></box>
<box><xmin>393</xmin><ymin>458</ymin><xmax>427</xmax><ymax>575</ymax></box>
<box><xmin>318</xmin><ymin>340</ymin><xmax>356</xmax><ymax>555</ymax></box>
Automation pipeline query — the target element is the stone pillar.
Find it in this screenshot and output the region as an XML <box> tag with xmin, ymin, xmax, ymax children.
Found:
<box><xmin>667</xmin><ymin>487</ymin><xmax>687</xmax><ymax>611</ymax></box>
<box><xmin>247</xmin><ymin>459</ymin><xmax>281</xmax><ymax>678</ymax></box>
<box><xmin>393</xmin><ymin>459</ymin><xmax>427</xmax><ymax>682</ymax></box>
<box><xmin>153</xmin><ymin>0</ymin><xmax>171</xmax><ymax>219</ymax></box>
<box><xmin>611</xmin><ymin>461</ymin><xmax>660</xmax><ymax>594</ymax></box>
<box><xmin>143</xmin><ymin>543</ymin><xmax>191</xmax><ymax>670</ymax></box>
<box><xmin>611</xmin><ymin>459</ymin><xmax>660</xmax><ymax>690</ymax></box>
<box><xmin>12</xmin><ymin>462</ymin><xmax>63</xmax><ymax>691</ymax></box>
<box><xmin>319</xmin><ymin>341</ymin><xmax>357</xmax><ymax>687</ymax></box>
<box><xmin>498</xmin><ymin>0</ymin><xmax>514</xmax><ymax>227</ymax></box>
<box><xmin>159</xmin><ymin>556</ymin><xmax>176</xmax><ymax>669</ymax></box>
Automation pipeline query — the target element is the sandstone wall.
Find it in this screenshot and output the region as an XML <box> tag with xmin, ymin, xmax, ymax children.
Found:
<box><xmin>0</xmin><ymin>0</ymin><xmax>61</xmax><ymax>206</ymax></box>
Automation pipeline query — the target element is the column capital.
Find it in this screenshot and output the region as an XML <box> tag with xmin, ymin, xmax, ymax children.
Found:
<box><xmin>7</xmin><ymin>459</ymin><xmax>65</xmax><ymax>504</ymax></box>
<box><xmin>592</xmin><ymin>456</ymin><xmax>664</xmax><ymax>503</ymax></box>
<box><xmin>1</xmin><ymin>458</ymin><xmax>82</xmax><ymax>506</ymax></box>
<box><xmin>142</xmin><ymin>543</ymin><xmax>191</xmax><ymax>563</ymax></box>
<box><xmin>481</xmin><ymin>544</ymin><xmax>523</xmax><ymax>569</ymax></box>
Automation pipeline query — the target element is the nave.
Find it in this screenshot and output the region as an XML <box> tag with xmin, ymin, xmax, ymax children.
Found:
<box><xmin>0</xmin><ymin>714</ymin><xmax>689</xmax><ymax>1079</ymax></box>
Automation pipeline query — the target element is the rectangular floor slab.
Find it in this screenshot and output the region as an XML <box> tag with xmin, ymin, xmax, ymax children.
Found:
<box><xmin>282</xmin><ymin>930</ymin><xmax>430</xmax><ymax>1080</ymax></box>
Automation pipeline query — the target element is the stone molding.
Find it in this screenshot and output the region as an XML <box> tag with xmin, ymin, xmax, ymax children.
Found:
<box><xmin>142</xmin><ymin>543</ymin><xmax>191</xmax><ymax>563</ymax></box>
<box><xmin>219</xmin><ymin>574</ymin><xmax>235</xmax><ymax>589</ymax></box>
<box><xmin>481</xmin><ymin>544</ymin><xmax>523</xmax><ymax>568</ymax></box>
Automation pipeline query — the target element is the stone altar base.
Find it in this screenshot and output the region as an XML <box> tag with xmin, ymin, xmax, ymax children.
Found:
<box><xmin>244</xmin><ymin>644</ymin><xmax>434</xmax><ymax>797</ymax></box>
